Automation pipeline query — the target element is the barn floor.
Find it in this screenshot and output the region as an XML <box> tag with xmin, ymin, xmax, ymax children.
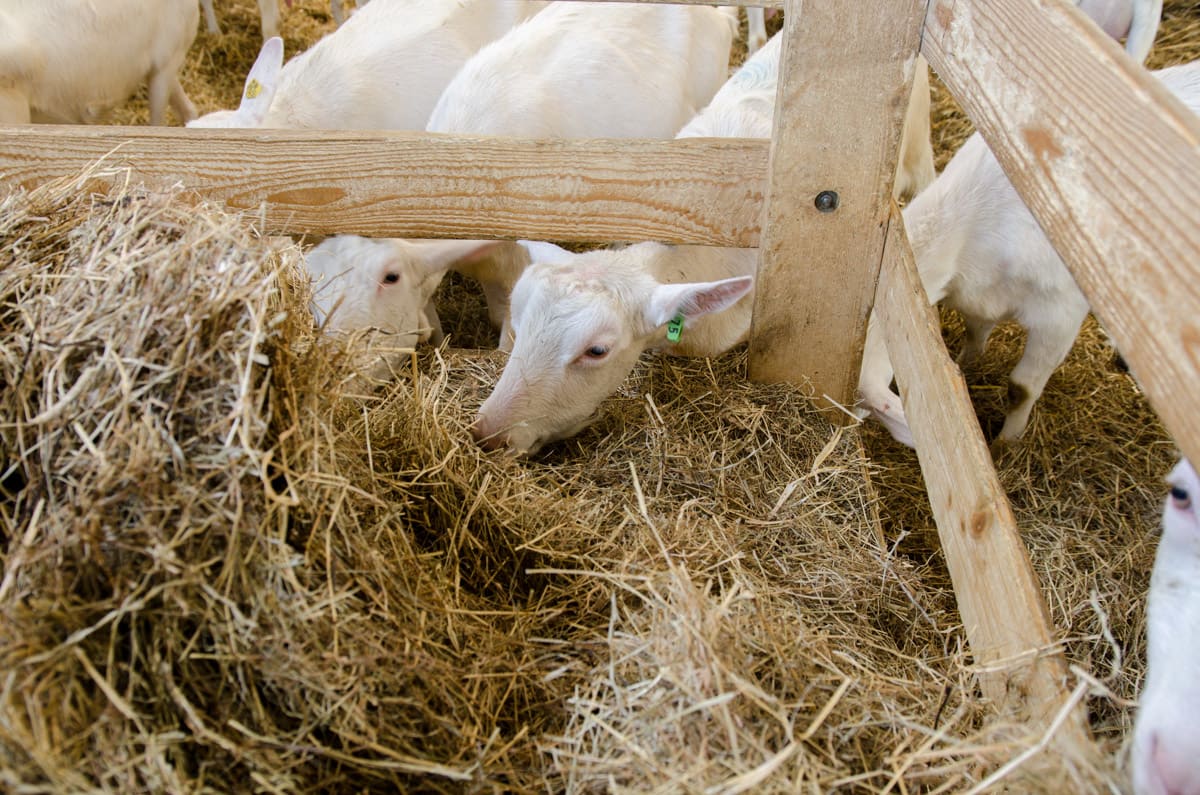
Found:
<box><xmin>2</xmin><ymin>1</ymin><xmax>1198</xmax><ymax>792</ymax></box>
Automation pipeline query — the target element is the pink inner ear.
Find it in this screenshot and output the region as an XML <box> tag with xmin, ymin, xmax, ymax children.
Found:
<box><xmin>688</xmin><ymin>277</ymin><xmax>753</xmax><ymax>316</ymax></box>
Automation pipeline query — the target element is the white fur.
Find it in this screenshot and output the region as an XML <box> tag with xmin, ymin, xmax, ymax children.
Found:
<box><xmin>858</xmin><ymin>58</ymin><xmax>1199</xmax><ymax>449</ymax></box>
<box><xmin>201</xmin><ymin>0</ymin><xmax>279</xmax><ymax>40</ymax></box>
<box><xmin>745</xmin><ymin>7</ymin><xmax>775</xmax><ymax>54</ymax></box>
<box><xmin>1131</xmin><ymin>457</ymin><xmax>1200</xmax><ymax>795</ymax></box>
<box><xmin>1077</xmin><ymin>0</ymin><xmax>1163</xmax><ymax>64</ymax></box>
<box><xmin>189</xmin><ymin>0</ymin><xmax>547</xmax><ymax>129</ymax></box>
<box><xmin>474</xmin><ymin>243</ymin><xmax>754</xmax><ymax>453</ymax></box>
<box><xmin>426</xmin><ymin>2</ymin><xmax>738</xmax><ymax>139</ymax></box>
<box><xmin>300</xmin><ymin>2</ymin><xmax>737</xmax><ymax>364</ymax></box>
<box><xmin>304</xmin><ymin>236</ymin><xmax>572</xmax><ymax>350</ymax></box>
<box><xmin>200</xmin><ymin>0</ymin><xmax>370</xmax><ymax>40</ymax></box>
<box><xmin>472</xmin><ymin>38</ymin><xmax>781</xmax><ymax>454</ymax></box>
<box><xmin>305</xmin><ymin>236</ymin><xmax>496</xmax><ymax>376</ymax></box>
<box><xmin>0</xmin><ymin>0</ymin><xmax>198</xmax><ymax>125</ymax></box>
<box><xmin>676</xmin><ymin>32</ymin><xmax>780</xmax><ymax>139</ymax></box>
<box><xmin>895</xmin><ymin>59</ymin><xmax>936</xmax><ymax>202</ymax></box>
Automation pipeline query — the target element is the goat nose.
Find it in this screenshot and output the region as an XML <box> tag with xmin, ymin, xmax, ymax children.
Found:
<box><xmin>470</xmin><ymin>417</ymin><xmax>507</xmax><ymax>452</ymax></box>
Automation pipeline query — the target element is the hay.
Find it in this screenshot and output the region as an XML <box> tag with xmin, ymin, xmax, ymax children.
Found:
<box><xmin>0</xmin><ymin>171</ymin><xmax>1117</xmax><ymax>792</ymax></box>
<box><xmin>2</xmin><ymin>1</ymin><xmax>1199</xmax><ymax>792</ymax></box>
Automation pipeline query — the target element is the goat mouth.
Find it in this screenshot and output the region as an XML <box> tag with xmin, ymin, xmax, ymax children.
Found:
<box><xmin>475</xmin><ymin>410</ymin><xmax>604</xmax><ymax>457</ymax></box>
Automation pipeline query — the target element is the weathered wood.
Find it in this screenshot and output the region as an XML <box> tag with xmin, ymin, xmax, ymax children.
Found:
<box><xmin>923</xmin><ymin>0</ymin><xmax>1200</xmax><ymax>469</ymax></box>
<box><xmin>876</xmin><ymin>207</ymin><xmax>1092</xmax><ymax>751</ymax></box>
<box><xmin>747</xmin><ymin>0</ymin><xmax>925</xmax><ymax>416</ymax></box>
<box><xmin>0</xmin><ymin>126</ymin><xmax>767</xmax><ymax>246</ymax></box>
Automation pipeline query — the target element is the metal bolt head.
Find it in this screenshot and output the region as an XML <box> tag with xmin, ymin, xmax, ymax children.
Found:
<box><xmin>814</xmin><ymin>190</ymin><xmax>839</xmax><ymax>213</ymax></box>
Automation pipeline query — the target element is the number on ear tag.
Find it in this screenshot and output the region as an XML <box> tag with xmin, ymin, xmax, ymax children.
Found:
<box><xmin>666</xmin><ymin>313</ymin><xmax>684</xmax><ymax>343</ymax></box>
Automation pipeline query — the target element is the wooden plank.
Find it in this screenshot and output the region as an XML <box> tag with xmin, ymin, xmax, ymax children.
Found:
<box><xmin>0</xmin><ymin>126</ymin><xmax>767</xmax><ymax>246</ymax></box>
<box><xmin>923</xmin><ymin>0</ymin><xmax>1200</xmax><ymax>469</ymax></box>
<box><xmin>876</xmin><ymin>206</ymin><xmax>1092</xmax><ymax>750</ymax></box>
<box><xmin>747</xmin><ymin>0</ymin><xmax>925</xmax><ymax>415</ymax></box>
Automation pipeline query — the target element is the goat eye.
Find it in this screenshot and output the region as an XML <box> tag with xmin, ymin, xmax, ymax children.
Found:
<box><xmin>382</xmin><ymin>273</ymin><xmax>400</xmax><ymax>285</ymax></box>
<box><xmin>1170</xmin><ymin>485</ymin><xmax>1192</xmax><ymax>511</ymax></box>
<box><xmin>584</xmin><ymin>345</ymin><xmax>609</xmax><ymax>359</ymax></box>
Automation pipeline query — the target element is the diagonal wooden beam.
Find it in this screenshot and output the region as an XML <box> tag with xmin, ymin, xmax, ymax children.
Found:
<box><xmin>922</xmin><ymin>0</ymin><xmax>1200</xmax><ymax>469</ymax></box>
<box><xmin>876</xmin><ymin>205</ymin><xmax>1092</xmax><ymax>751</ymax></box>
<box><xmin>747</xmin><ymin>0</ymin><xmax>927</xmax><ymax>418</ymax></box>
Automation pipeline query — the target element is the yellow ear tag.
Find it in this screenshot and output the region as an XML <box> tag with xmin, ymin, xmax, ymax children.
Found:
<box><xmin>244</xmin><ymin>79</ymin><xmax>263</xmax><ymax>100</ymax></box>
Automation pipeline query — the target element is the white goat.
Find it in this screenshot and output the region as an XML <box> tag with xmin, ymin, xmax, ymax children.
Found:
<box><xmin>189</xmin><ymin>0</ymin><xmax>547</xmax><ymax>129</ymax></box>
<box><xmin>858</xmin><ymin>58</ymin><xmax>1195</xmax><ymax>450</ymax></box>
<box><xmin>296</xmin><ymin>1</ymin><xmax>738</xmax><ymax>359</ymax></box>
<box><xmin>200</xmin><ymin>0</ymin><xmax>371</xmax><ymax>40</ymax></box>
<box><xmin>1131</xmin><ymin>457</ymin><xmax>1200</xmax><ymax>795</ymax></box>
<box><xmin>471</xmin><ymin>33</ymin><xmax>782</xmax><ymax>454</ymax></box>
<box><xmin>305</xmin><ymin>237</ymin><xmax>572</xmax><ymax>351</ymax></box>
<box><xmin>0</xmin><ymin>0</ymin><xmax>198</xmax><ymax>125</ymax></box>
<box><xmin>426</xmin><ymin>2</ymin><xmax>739</xmax><ymax>139</ymax></box>
<box><xmin>307</xmin><ymin>237</ymin><xmax>489</xmax><ymax>347</ymax></box>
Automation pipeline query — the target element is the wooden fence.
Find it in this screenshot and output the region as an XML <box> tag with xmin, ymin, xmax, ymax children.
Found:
<box><xmin>3</xmin><ymin>0</ymin><xmax>1199</xmax><ymax>775</ymax></box>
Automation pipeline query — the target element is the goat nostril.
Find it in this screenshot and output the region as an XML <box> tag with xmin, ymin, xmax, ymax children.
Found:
<box><xmin>470</xmin><ymin>419</ymin><xmax>504</xmax><ymax>451</ymax></box>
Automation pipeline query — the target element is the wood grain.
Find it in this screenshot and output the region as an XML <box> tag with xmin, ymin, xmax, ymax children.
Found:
<box><xmin>923</xmin><ymin>0</ymin><xmax>1200</xmax><ymax>468</ymax></box>
<box><xmin>747</xmin><ymin>0</ymin><xmax>926</xmax><ymax>414</ymax></box>
<box><xmin>0</xmin><ymin>126</ymin><xmax>768</xmax><ymax>246</ymax></box>
<box><xmin>876</xmin><ymin>206</ymin><xmax>1093</xmax><ymax>750</ymax></box>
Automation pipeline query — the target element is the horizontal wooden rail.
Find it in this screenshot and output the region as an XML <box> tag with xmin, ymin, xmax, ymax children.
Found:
<box><xmin>923</xmin><ymin>0</ymin><xmax>1200</xmax><ymax>467</ymax></box>
<box><xmin>0</xmin><ymin>126</ymin><xmax>768</xmax><ymax>247</ymax></box>
<box><xmin>876</xmin><ymin>207</ymin><xmax>1092</xmax><ymax>754</ymax></box>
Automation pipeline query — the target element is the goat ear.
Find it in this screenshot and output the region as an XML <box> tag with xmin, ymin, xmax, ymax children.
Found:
<box><xmin>643</xmin><ymin>276</ymin><xmax>754</xmax><ymax>329</ymax></box>
<box><xmin>409</xmin><ymin>240</ymin><xmax>502</xmax><ymax>276</ymax></box>
<box><xmin>230</xmin><ymin>37</ymin><xmax>283</xmax><ymax>126</ymax></box>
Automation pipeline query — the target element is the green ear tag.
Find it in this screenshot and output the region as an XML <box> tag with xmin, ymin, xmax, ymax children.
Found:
<box><xmin>666</xmin><ymin>313</ymin><xmax>684</xmax><ymax>343</ymax></box>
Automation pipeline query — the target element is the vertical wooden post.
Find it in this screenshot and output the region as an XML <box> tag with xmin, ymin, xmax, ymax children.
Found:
<box><xmin>876</xmin><ymin>205</ymin><xmax>1093</xmax><ymax>753</ymax></box>
<box><xmin>748</xmin><ymin>0</ymin><xmax>926</xmax><ymax>416</ymax></box>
